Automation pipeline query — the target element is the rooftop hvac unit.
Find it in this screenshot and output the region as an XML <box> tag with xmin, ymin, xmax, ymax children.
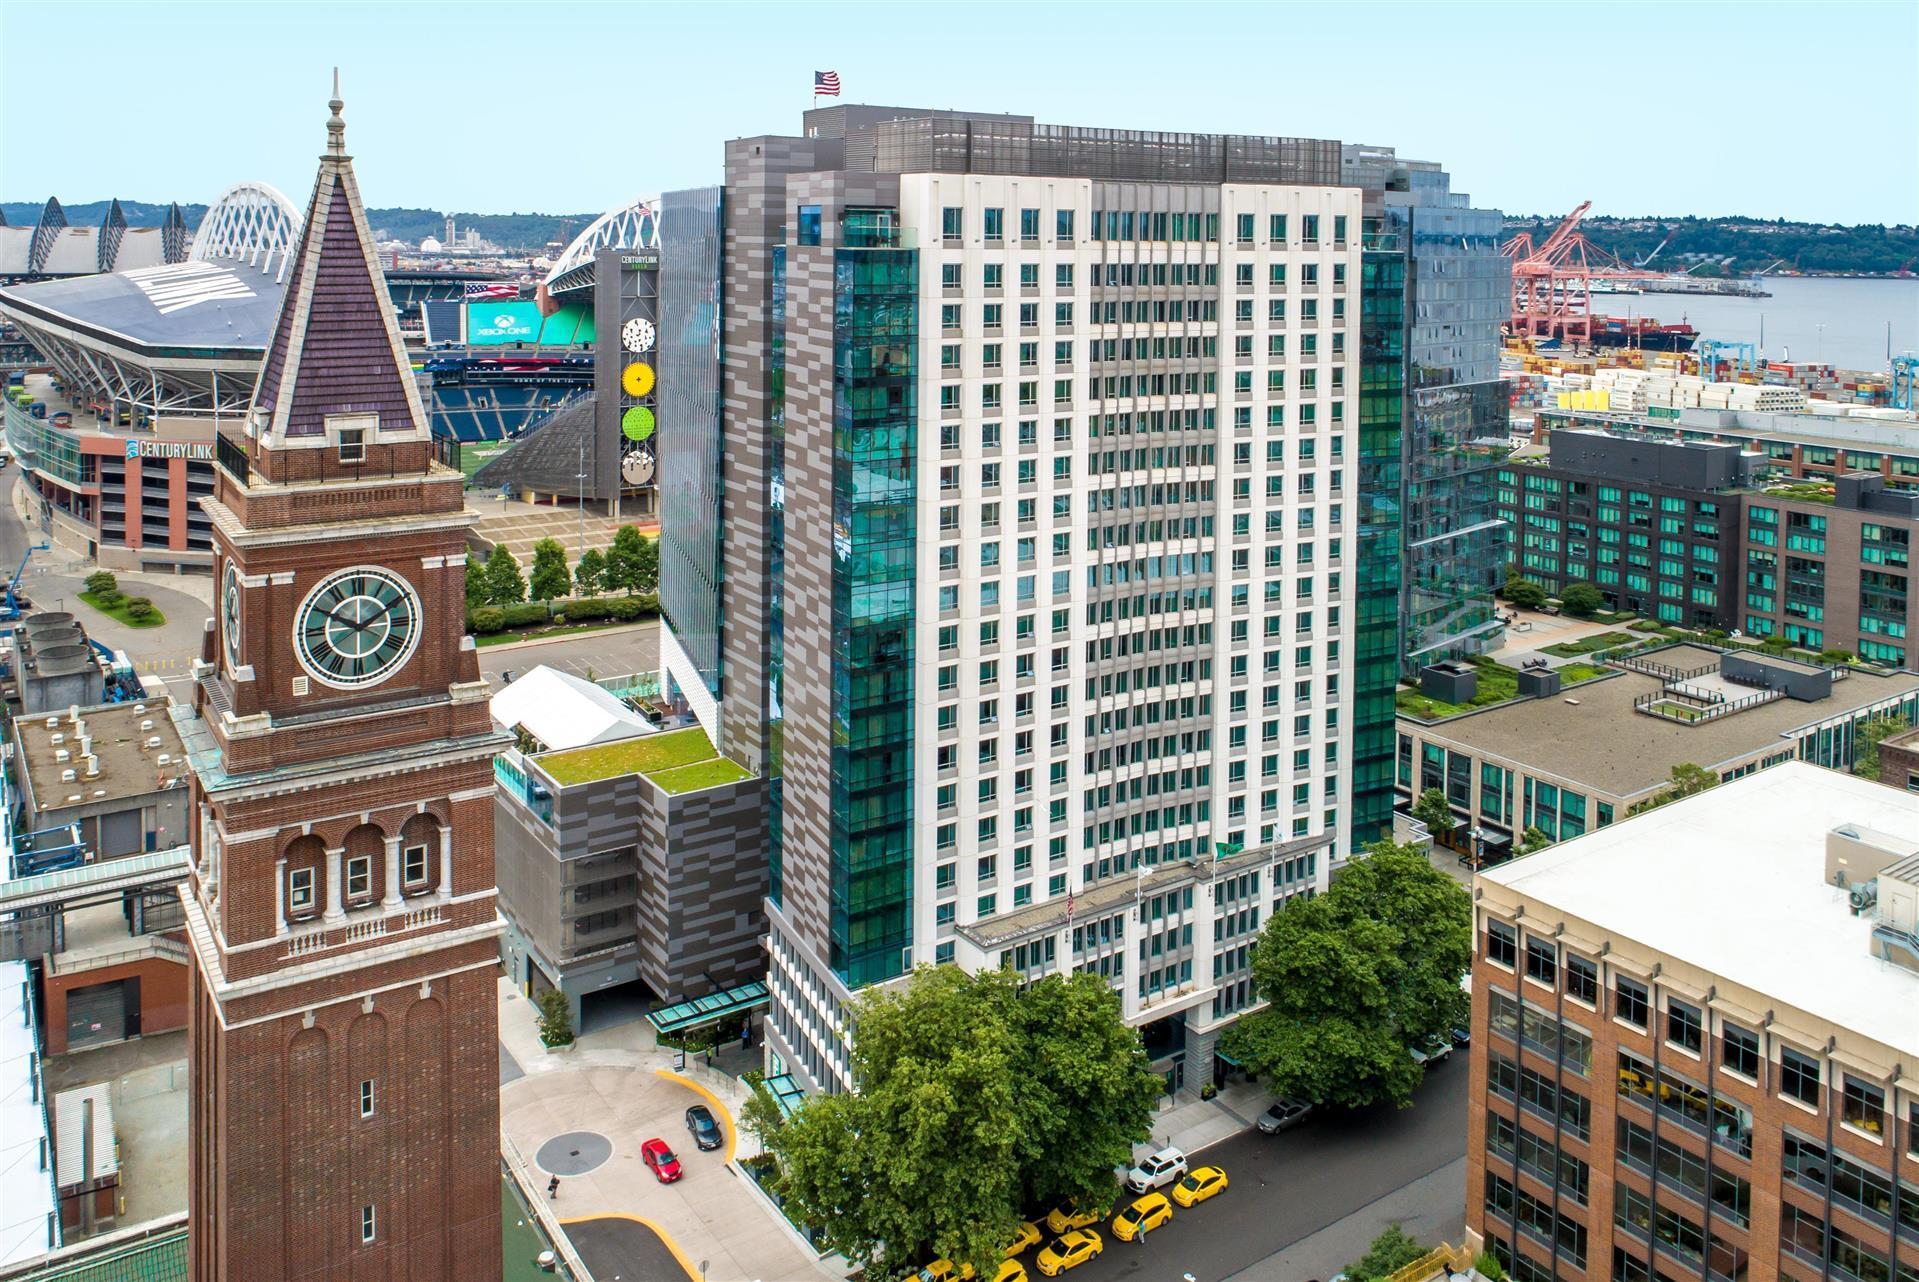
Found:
<box><xmin>84</xmin><ymin>755</ymin><xmax>98</xmax><ymax>777</ymax></box>
<box><xmin>132</xmin><ymin>704</ymin><xmax>146</xmax><ymax>715</ymax></box>
<box><xmin>145</xmin><ymin>737</ymin><xmax>162</xmax><ymax>749</ymax></box>
<box><xmin>92</xmin><ymin>789</ymin><xmax>106</xmax><ymax>798</ymax></box>
<box><xmin>54</xmin><ymin>749</ymin><xmax>69</xmax><ymax>763</ymax></box>
<box><xmin>67</xmin><ymin>705</ymin><xmax>79</xmax><ymax>723</ymax></box>
<box><xmin>139</xmin><ymin>720</ymin><xmax>154</xmax><ymax>732</ymax></box>
<box><xmin>72</xmin><ymin>719</ymin><xmax>84</xmax><ymax>737</ymax></box>
<box><xmin>157</xmin><ymin>754</ymin><xmax>171</xmax><ymax>766</ymax></box>
<box><xmin>78</xmin><ymin>736</ymin><xmax>90</xmax><ymax>756</ymax></box>
<box><xmin>59</xmin><ymin>769</ymin><xmax>74</xmax><ymax>783</ymax></box>
<box><xmin>49</xmin><ymin>733</ymin><xmax>63</xmax><ymax>746</ymax></box>
<box><xmin>43</xmin><ymin>717</ymin><xmax>57</xmax><ymax>729</ymax></box>
<box><xmin>65</xmin><ymin>794</ymin><xmax>81</xmax><ymax>804</ymax></box>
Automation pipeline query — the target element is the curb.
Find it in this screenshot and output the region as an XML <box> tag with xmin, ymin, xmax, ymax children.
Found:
<box><xmin>476</xmin><ymin>620</ymin><xmax>657</xmax><ymax>654</ymax></box>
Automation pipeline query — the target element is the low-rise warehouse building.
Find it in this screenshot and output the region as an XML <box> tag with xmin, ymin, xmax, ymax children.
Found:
<box><xmin>10</xmin><ymin>698</ymin><xmax>189</xmax><ymax>861</ymax></box>
<box><xmin>1398</xmin><ymin>643</ymin><xmax>1919</xmax><ymax>862</ymax></box>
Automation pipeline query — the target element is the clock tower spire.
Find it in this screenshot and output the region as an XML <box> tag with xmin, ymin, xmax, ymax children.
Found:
<box><xmin>182</xmin><ymin>82</ymin><xmax>505</xmax><ymax>1280</ymax></box>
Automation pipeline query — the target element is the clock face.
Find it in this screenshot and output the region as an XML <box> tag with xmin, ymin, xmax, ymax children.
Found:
<box><xmin>621</xmin><ymin>317</ymin><xmax>655</xmax><ymax>353</ymax></box>
<box><xmin>221</xmin><ymin>563</ymin><xmax>242</xmax><ymax>670</ymax></box>
<box><xmin>293</xmin><ymin>566</ymin><xmax>422</xmax><ymax>690</ymax></box>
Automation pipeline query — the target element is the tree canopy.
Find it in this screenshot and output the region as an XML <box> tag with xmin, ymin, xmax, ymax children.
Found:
<box><xmin>1411</xmin><ymin>788</ymin><xmax>1456</xmax><ymax>839</ymax></box>
<box><xmin>752</xmin><ymin>966</ymin><xmax>1158</xmax><ymax>1281</ymax></box>
<box><xmin>528</xmin><ymin>538</ymin><xmax>571</xmax><ymax>602</ymax></box>
<box><xmin>1346</xmin><ymin>1225</ymin><xmax>1429</xmax><ymax>1282</ymax></box>
<box><xmin>1219</xmin><ymin>840</ymin><xmax>1471</xmax><ymax>1110</ymax></box>
<box><xmin>482</xmin><ymin>545</ymin><xmax>525</xmax><ymax>606</ymax></box>
<box><xmin>1559</xmin><ymin>582</ymin><xmax>1604</xmax><ymax>618</ymax></box>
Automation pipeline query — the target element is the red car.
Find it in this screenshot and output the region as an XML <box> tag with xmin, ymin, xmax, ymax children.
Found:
<box><xmin>641</xmin><ymin>1138</ymin><xmax>682</xmax><ymax>1183</ymax></box>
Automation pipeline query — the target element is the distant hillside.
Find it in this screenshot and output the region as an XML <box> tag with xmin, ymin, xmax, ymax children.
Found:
<box><xmin>1</xmin><ymin>200</ymin><xmax>594</xmax><ymax>255</ymax></box>
<box><xmin>1503</xmin><ymin>213</ymin><xmax>1919</xmax><ymax>276</ymax></box>
<box><xmin>1</xmin><ymin>199</ymin><xmax>208</xmax><ymax>230</ymax></box>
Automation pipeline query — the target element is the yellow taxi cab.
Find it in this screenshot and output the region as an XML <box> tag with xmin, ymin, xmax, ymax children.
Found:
<box><xmin>994</xmin><ymin>1262</ymin><xmax>1030</xmax><ymax>1282</ymax></box>
<box><xmin>1169</xmin><ymin>1165</ymin><xmax>1229</xmax><ymax>1208</ymax></box>
<box><xmin>916</xmin><ymin>1261</ymin><xmax>973</xmax><ymax>1282</ymax></box>
<box><xmin>1005</xmin><ymin>1221</ymin><xmax>1043</xmax><ymax>1257</ymax></box>
<box><xmin>1111</xmin><ymin>1191</ymin><xmax>1173</xmax><ymax>1242</ymax></box>
<box><xmin>1043</xmin><ymin>1202</ymin><xmax>1101</xmax><ymax>1235</ymax></box>
<box><xmin>1035</xmin><ymin>1229</ymin><xmax>1103</xmax><ymax>1276</ymax></box>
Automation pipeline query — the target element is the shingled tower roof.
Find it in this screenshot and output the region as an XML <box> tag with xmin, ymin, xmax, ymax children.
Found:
<box><xmin>249</xmin><ymin>74</ymin><xmax>427</xmax><ymax>445</ymax></box>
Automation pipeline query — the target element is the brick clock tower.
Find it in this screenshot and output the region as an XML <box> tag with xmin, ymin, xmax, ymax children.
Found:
<box><xmin>181</xmin><ymin>85</ymin><xmax>505</xmax><ymax>1280</ymax></box>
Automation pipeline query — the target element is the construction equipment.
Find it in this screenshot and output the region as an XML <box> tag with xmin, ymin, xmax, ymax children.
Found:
<box><xmin>1697</xmin><ymin>339</ymin><xmax>1757</xmax><ymax>381</ymax></box>
<box><xmin>0</xmin><ymin>542</ymin><xmax>48</xmax><ymax>623</ymax></box>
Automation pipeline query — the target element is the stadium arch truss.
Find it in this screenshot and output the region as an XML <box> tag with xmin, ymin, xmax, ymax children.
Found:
<box><xmin>541</xmin><ymin>196</ymin><xmax>661</xmax><ymax>297</ymax></box>
<box><xmin>191</xmin><ymin>181</ymin><xmax>303</xmax><ymax>281</ymax></box>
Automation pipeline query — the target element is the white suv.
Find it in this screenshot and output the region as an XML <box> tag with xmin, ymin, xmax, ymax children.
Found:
<box><xmin>1124</xmin><ymin>1146</ymin><xmax>1189</xmax><ymax>1193</ymax></box>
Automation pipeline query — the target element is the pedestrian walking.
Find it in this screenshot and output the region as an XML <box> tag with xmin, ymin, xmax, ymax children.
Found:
<box><xmin>547</xmin><ymin>1176</ymin><xmax>560</xmax><ymax>1200</ymax></box>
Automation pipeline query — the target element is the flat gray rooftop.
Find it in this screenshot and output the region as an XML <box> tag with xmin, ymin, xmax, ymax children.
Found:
<box><xmin>15</xmin><ymin>697</ymin><xmax>189</xmax><ymax>813</ymax></box>
<box><xmin>1406</xmin><ymin>647</ymin><xmax>1919</xmax><ymax>800</ymax></box>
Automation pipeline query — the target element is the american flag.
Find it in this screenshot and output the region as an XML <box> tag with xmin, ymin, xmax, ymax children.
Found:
<box><xmin>464</xmin><ymin>281</ymin><xmax>518</xmax><ymax>301</ymax></box>
<box><xmin>813</xmin><ymin>70</ymin><xmax>840</xmax><ymax>97</ymax></box>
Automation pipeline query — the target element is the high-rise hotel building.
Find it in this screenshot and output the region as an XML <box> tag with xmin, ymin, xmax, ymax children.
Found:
<box><xmin>660</xmin><ymin>107</ymin><xmax>1481</xmax><ymax>1095</ymax></box>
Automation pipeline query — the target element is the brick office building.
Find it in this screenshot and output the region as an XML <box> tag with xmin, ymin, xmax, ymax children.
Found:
<box><xmin>1466</xmin><ymin>764</ymin><xmax>1919</xmax><ymax>1282</ymax></box>
<box><xmin>177</xmin><ymin>89</ymin><xmax>504</xmax><ymax>1280</ymax></box>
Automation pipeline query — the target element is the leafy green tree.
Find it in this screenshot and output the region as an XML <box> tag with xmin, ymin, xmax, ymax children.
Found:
<box><xmin>632</xmin><ymin>531</ymin><xmax>660</xmax><ymax>594</ymax></box>
<box><xmin>1219</xmin><ymin>840</ymin><xmax>1471</xmax><ymax>1111</ymax></box>
<box><xmin>527</xmin><ymin>538</ymin><xmax>571</xmax><ymax>602</ymax></box>
<box><xmin>1503</xmin><ymin>573</ymin><xmax>1548</xmax><ymax>611</ymax></box>
<box><xmin>1346</xmin><ymin>1225</ymin><xmax>1428</xmax><ymax>1282</ymax></box>
<box><xmin>483</xmin><ymin>545</ymin><xmax>526</xmax><ymax>606</ymax></box>
<box><xmin>605</xmin><ymin>525</ymin><xmax>646</xmax><ymax>594</ymax></box>
<box><xmin>84</xmin><ymin>570</ymin><xmax>117</xmax><ymax>595</ymax></box>
<box><xmin>763</xmin><ymin>966</ymin><xmax>1156</xmax><ymax>1282</ymax></box>
<box><xmin>1474</xmin><ymin>1251</ymin><xmax>1507</xmax><ymax>1281</ymax></box>
<box><xmin>1560</xmin><ymin>582</ymin><xmax>1604</xmax><ymax>618</ymax></box>
<box><xmin>464</xmin><ymin>564</ymin><xmax>488</xmax><ymax>611</ymax></box>
<box><xmin>1516</xmin><ymin>826</ymin><xmax>1552</xmax><ymax>855</ymax></box>
<box><xmin>1852</xmin><ymin>714</ymin><xmax>1909</xmax><ymax>779</ymax></box>
<box><xmin>1411</xmin><ymin>787</ymin><xmax>1456</xmax><ymax>841</ymax></box>
<box><xmin>535</xmin><ymin>988</ymin><xmax>573</xmax><ymax>1048</ymax></box>
<box><xmin>1628</xmin><ymin>762</ymin><xmax>1720</xmax><ymax>816</ymax></box>
<box><xmin>573</xmin><ymin>548</ymin><xmax>606</xmax><ymax>597</ymax></box>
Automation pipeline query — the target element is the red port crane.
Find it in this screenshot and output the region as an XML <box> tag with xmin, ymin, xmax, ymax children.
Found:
<box><xmin>1502</xmin><ymin>201</ymin><xmax>1607</xmax><ymax>344</ymax></box>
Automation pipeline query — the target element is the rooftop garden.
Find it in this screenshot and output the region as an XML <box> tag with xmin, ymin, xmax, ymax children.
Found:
<box><xmin>1396</xmin><ymin>653</ymin><xmax>1617</xmax><ymax>722</ymax></box>
<box><xmin>1539</xmin><ymin>630</ymin><xmax>1636</xmax><ymax>658</ymax></box>
<box><xmin>537</xmin><ymin>726</ymin><xmax>747</xmax><ymax>792</ymax></box>
<box><xmin>1762</xmin><ymin>481</ymin><xmax>1836</xmax><ymax>504</ymax></box>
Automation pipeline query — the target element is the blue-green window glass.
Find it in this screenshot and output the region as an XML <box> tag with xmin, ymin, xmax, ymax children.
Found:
<box><xmin>796</xmin><ymin>204</ymin><xmax>822</xmax><ymax>246</ymax></box>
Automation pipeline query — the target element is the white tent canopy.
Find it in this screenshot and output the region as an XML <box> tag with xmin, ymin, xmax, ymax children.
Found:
<box><xmin>489</xmin><ymin>666</ymin><xmax>653</xmax><ymax>752</ymax></box>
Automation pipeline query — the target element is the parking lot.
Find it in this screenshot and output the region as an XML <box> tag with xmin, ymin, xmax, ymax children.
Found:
<box><xmin>1044</xmin><ymin>1058</ymin><xmax>1468</xmax><ymax>1282</ymax></box>
<box><xmin>478</xmin><ymin>620</ymin><xmax>659</xmax><ymax>687</ymax></box>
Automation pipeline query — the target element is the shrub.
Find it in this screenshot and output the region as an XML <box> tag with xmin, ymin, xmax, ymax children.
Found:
<box><xmin>1474</xmin><ymin>1252</ymin><xmax>1506</xmax><ymax>1282</ymax></box>
<box><xmin>1819</xmin><ymin>648</ymin><xmax>1854</xmax><ymax>665</ymax></box>
<box><xmin>469</xmin><ymin>607</ymin><xmax>506</xmax><ymax>634</ymax></box>
<box><xmin>562</xmin><ymin>597</ymin><xmax>611</xmax><ymax>621</ymax></box>
<box><xmin>125</xmin><ymin>597</ymin><xmax>155</xmax><ymax>621</ymax></box>
<box><xmin>1559</xmin><ymin>582</ymin><xmax>1604</xmax><ymax>618</ymax></box>
<box><xmin>607</xmin><ymin>596</ymin><xmax>644</xmax><ymax>620</ymax></box>
<box><xmin>501</xmin><ymin>602</ymin><xmax>551</xmax><ymax>628</ymax></box>
<box><xmin>93</xmin><ymin>588</ymin><xmax>124</xmax><ymax>608</ymax></box>
<box><xmin>535</xmin><ymin>988</ymin><xmax>575</xmax><ymax>1048</ymax></box>
<box><xmin>84</xmin><ymin>571</ymin><xmax>118</xmax><ymax>595</ymax></box>
<box><xmin>635</xmin><ymin>591</ymin><xmax>660</xmax><ymax>615</ymax></box>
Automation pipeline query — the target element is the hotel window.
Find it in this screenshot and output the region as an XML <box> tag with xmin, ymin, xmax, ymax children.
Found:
<box><xmin>1485</xmin><ymin>919</ymin><xmax>1516</xmax><ymax>968</ymax></box>
<box><xmin>1019</xmin><ymin>208</ymin><xmax>1039</xmax><ymax>241</ymax></box>
<box><xmin>983</xmin><ymin>207</ymin><xmax>1004</xmax><ymax>242</ymax></box>
<box><xmin>359</xmin><ymin>1079</ymin><xmax>376</xmax><ymax>1118</ymax></box>
<box><xmin>1721</xmin><ymin>1023</ymin><xmax>1759</xmax><ymax>1079</ymax></box>
<box><xmin>1055</xmin><ymin>209</ymin><xmax>1074</xmax><ymax>240</ymax></box>
<box><xmin>346</xmin><ymin>855</ymin><xmax>372</xmax><ymax>902</ymax></box>
<box><xmin>1666</xmin><ymin>999</ymin><xmax>1703</xmax><ymax>1055</ymax></box>
<box><xmin>1565</xmin><ymin>953</ymin><xmax>1598</xmax><ymax>1005</ymax></box>
<box><xmin>1841</xmin><ymin>1075</ymin><xmax>1885</xmax><ymax>1137</ymax></box>
<box><xmin>1614</xmin><ymin>975</ymin><xmax>1649</xmax><ymax>1028</ymax></box>
<box><xmin>1781</xmin><ymin>1046</ymin><xmax>1821</xmax><ymax>1106</ymax></box>
<box><xmin>1524</xmin><ymin>937</ymin><xmax>1556</xmax><ymax>986</ymax></box>
<box><xmin>403</xmin><ymin>845</ymin><xmax>428</xmax><ymax>888</ymax></box>
<box><xmin>288</xmin><ymin>867</ymin><xmax>315</xmax><ymax>915</ymax></box>
<box><xmin>941</xmin><ymin>207</ymin><xmax>962</xmax><ymax>241</ymax></box>
<box><xmin>360</xmin><ymin>1205</ymin><xmax>377</xmax><ymax>1244</ymax></box>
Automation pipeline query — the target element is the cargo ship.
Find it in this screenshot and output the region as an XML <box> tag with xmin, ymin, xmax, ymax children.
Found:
<box><xmin>1590</xmin><ymin>315</ymin><xmax>1697</xmax><ymax>352</ymax></box>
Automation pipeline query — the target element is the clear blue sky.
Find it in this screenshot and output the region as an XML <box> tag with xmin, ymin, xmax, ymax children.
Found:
<box><xmin>3</xmin><ymin>0</ymin><xmax>1914</xmax><ymax>225</ymax></box>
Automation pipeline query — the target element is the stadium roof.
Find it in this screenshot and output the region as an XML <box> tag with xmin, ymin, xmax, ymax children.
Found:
<box><xmin>0</xmin><ymin>197</ymin><xmax>189</xmax><ymax>278</ymax></box>
<box><xmin>0</xmin><ymin>258</ymin><xmax>287</xmax><ymax>358</ymax></box>
<box><xmin>540</xmin><ymin>195</ymin><xmax>659</xmax><ymax>298</ymax></box>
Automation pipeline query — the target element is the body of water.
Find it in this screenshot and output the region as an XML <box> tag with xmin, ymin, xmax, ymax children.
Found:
<box><xmin>1598</xmin><ymin>276</ymin><xmax>1919</xmax><ymax>373</ymax></box>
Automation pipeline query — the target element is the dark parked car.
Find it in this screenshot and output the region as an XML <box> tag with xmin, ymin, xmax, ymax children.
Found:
<box><xmin>685</xmin><ymin>1104</ymin><xmax>724</xmax><ymax>1151</ymax></box>
<box><xmin>1256</xmin><ymin>1097</ymin><xmax>1315</xmax><ymax>1135</ymax></box>
<box><xmin>1450</xmin><ymin>1025</ymin><xmax>1472</xmax><ymax>1049</ymax></box>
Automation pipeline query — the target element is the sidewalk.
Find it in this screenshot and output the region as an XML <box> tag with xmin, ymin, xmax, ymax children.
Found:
<box><xmin>496</xmin><ymin>980</ymin><xmax>836</xmax><ymax>1282</ymax></box>
<box><xmin>1224</xmin><ymin>1156</ymin><xmax>1467</xmax><ymax>1282</ymax></box>
<box><xmin>1137</xmin><ymin>1078</ymin><xmax>1270</xmax><ymax>1161</ymax></box>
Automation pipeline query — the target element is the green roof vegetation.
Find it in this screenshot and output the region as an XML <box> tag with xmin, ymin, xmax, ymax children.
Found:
<box><xmin>650</xmin><ymin>757</ymin><xmax>753</xmax><ymax>795</ymax></box>
<box><xmin>1540</xmin><ymin>631</ymin><xmax>1635</xmax><ymax>658</ymax></box>
<box><xmin>537</xmin><ymin>726</ymin><xmax>747</xmax><ymax>790</ymax></box>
